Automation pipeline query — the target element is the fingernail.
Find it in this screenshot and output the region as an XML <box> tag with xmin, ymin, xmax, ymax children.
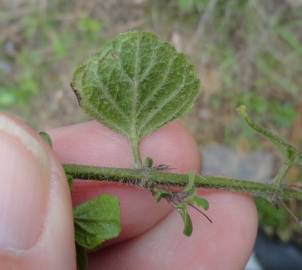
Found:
<box><xmin>0</xmin><ymin>115</ymin><xmax>50</xmax><ymax>251</ymax></box>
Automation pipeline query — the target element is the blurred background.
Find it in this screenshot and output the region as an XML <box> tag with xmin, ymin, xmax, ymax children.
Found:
<box><xmin>1</xmin><ymin>0</ymin><xmax>302</xmax><ymax>269</ymax></box>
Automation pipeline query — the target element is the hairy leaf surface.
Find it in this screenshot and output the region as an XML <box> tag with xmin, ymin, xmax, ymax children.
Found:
<box><xmin>72</xmin><ymin>31</ymin><xmax>200</xmax><ymax>142</ymax></box>
<box><xmin>73</xmin><ymin>194</ymin><xmax>121</xmax><ymax>250</ymax></box>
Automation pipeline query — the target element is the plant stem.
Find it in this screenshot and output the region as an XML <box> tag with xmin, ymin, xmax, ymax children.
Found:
<box><xmin>130</xmin><ymin>137</ymin><xmax>142</xmax><ymax>168</ymax></box>
<box><xmin>63</xmin><ymin>164</ymin><xmax>302</xmax><ymax>201</ymax></box>
<box><xmin>272</xmin><ymin>162</ymin><xmax>291</xmax><ymax>186</ymax></box>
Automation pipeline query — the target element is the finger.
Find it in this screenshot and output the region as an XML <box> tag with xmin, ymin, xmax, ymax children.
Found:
<box><xmin>49</xmin><ymin>119</ymin><xmax>257</xmax><ymax>269</ymax></box>
<box><xmin>49</xmin><ymin>120</ymin><xmax>201</xmax><ymax>242</ymax></box>
<box><xmin>0</xmin><ymin>114</ymin><xmax>75</xmax><ymax>270</ymax></box>
<box><xmin>89</xmin><ymin>192</ymin><xmax>257</xmax><ymax>270</ymax></box>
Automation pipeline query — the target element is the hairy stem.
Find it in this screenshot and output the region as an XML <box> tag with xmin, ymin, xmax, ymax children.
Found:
<box><xmin>63</xmin><ymin>164</ymin><xmax>302</xmax><ymax>201</ymax></box>
<box><xmin>130</xmin><ymin>137</ymin><xmax>142</xmax><ymax>168</ymax></box>
<box><xmin>273</xmin><ymin>162</ymin><xmax>291</xmax><ymax>186</ymax></box>
<box><xmin>237</xmin><ymin>105</ymin><xmax>298</xmax><ymax>161</ymax></box>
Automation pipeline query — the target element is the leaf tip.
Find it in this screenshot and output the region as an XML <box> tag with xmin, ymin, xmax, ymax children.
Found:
<box><xmin>39</xmin><ymin>131</ymin><xmax>53</xmax><ymax>147</ymax></box>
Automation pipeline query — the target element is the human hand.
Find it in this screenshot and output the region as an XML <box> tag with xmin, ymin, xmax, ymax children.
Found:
<box><xmin>0</xmin><ymin>114</ymin><xmax>257</xmax><ymax>270</ymax></box>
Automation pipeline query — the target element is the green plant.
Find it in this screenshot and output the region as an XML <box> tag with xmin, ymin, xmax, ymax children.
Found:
<box><xmin>41</xmin><ymin>31</ymin><xmax>302</xmax><ymax>270</ymax></box>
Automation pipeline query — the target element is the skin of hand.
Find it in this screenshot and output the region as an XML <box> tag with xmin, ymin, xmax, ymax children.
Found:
<box><xmin>0</xmin><ymin>113</ymin><xmax>257</xmax><ymax>270</ymax></box>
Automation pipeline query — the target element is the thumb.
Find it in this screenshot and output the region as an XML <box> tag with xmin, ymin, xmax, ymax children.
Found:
<box><xmin>0</xmin><ymin>114</ymin><xmax>76</xmax><ymax>269</ymax></box>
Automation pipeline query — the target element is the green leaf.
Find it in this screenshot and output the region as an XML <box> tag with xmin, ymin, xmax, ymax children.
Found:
<box><xmin>190</xmin><ymin>195</ymin><xmax>209</xmax><ymax>210</ymax></box>
<box><xmin>184</xmin><ymin>173</ymin><xmax>209</xmax><ymax>210</ymax></box>
<box><xmin>66</xmin><ymin>174</ymin><xmax>74</xmax><ymax>189</ymax></box>
<box><xmin>177</xmin><ymin>204</ymin><xmax>193</xmax><ymax>236</ymax></box>
<box><xmin>73</xmin><ymin>194</ymin><xmax>121</xmax><ymax>250</ymax></box>
<box><xmin>256</xmin><ymin>197</ymin><xmax>289</xmax><ymax>229</ymax></box>
<box><xmin>152</xmin><ymin>189</ymin><xmax>171</xmax><ymax>202</ymax></box>
<box><xmin>143</xmin><ymin>156</ymin><xmax>154</xmax><ymax>168</ymax></box>
<box><xmin>39</xmin><ymin>131</ymin><xmax>53</xmax><ymax>147</ymax></box>
<box><xmin>72</xmin><ymin>31</ymin><xmax>200</xmax><ymax>156</ymax></box>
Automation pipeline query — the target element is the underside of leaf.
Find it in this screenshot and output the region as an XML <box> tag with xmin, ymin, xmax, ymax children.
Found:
<box><xmin>71</xmin><ymin>31</ymin><xmax>200</xmax><ymax>143</ymax></box>
<box><xmin>73</xmin><ymin>194</ymin><xmax>121</xmax><ymax>250</ymax></box>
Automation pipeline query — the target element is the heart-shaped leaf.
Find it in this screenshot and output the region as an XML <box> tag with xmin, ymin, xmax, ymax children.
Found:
<box><xmin>72</xmin><ymin>31</ymin><xmax>200</xmax><ymax>165</ymax></box>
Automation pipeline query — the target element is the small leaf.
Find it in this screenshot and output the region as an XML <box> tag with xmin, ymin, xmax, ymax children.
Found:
<box><xmin>73</xmin><ymin>194</ymin><xmax>121</xmax><ymax>250</ymax></box>
<box><xmin>184</xmin><ymin>173</ymin><xmax>209</xmax><ymax>210</ymax></box>
<box><xmin>39</xmin><ymin>131</ymin><xmax>53</xmax><ymax>147</ymax></box>
<box><xmin>152</xmin><ymin>189</ymin><xmax>170</xmax><ymax>202</ymax></box>
<box><xmin>66</xmin><ymin>174</ymin><xmax>74</xmax><ymax>189</ymax></box>
<box><xmin>76</xmin><ymin>244</ymin><xmax>88</xmax><ymax>270</ymax></box>
<box><xmin>190</xmin><ymin>195</ymin><xmax>209</xmax><ymax>210</ymax></box>
<box><xmin>177</xmin><ymin>204</ymin><xmax>193</xmax><ymax>236</ymax></box>
<box><xmin>72</xmin><ymin>31</ymin><xmax>200</xmax><ymax>146</ymax></box>
<box><xmin>143</xmin><ymin>156</ymin><xmax>154</xmax><ymax>168</ymax></box>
